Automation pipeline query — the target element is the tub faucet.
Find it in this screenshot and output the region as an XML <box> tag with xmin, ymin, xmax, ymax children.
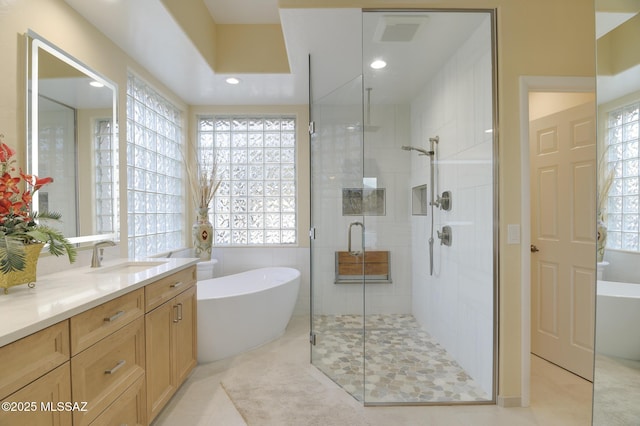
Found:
<box><xmin>91</xmin><ymin>240</ymin><xmax>116</xmax><ymax>267</ymax></box>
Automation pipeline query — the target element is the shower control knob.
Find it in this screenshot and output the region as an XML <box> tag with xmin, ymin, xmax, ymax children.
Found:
<box><xmin>530</xmin><ymin>244</ymin><xmax>540</xmax><ymax>253</ymax></box>
<box><xmin>437</xmin><ymin>226</ymin><xmax>452</xmax><ymax>247</ymax></box>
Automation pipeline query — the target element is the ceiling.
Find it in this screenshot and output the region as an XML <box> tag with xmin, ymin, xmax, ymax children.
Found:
<box><xmin>62</xmin><ymin>1</ymin><xmax>637</xmax><ymax>107</ymax></box>
<box><xmin>63</xmin><ymin>0</ymin><xmax>489</xmax><ymax>107</ymax></box>
<box><xmin>595</xmin><ymin>11</ymin><xmax>640</xmax><ymax>104</ymax></box>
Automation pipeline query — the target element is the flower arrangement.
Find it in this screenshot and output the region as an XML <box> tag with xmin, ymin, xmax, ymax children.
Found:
<box><xmin>182</xmin><ymin>142</ymin><xmax>221</xmax><ymax>210</ymax></box>
<box><xmin>0</xmin><ymin>137</ymin><xmax>76</xmax><ymax>274</ymax></box>
<box><xmin>192</xmin><ymin>164</ymin><xmax>221</xmax><ymax>210</ymax></box>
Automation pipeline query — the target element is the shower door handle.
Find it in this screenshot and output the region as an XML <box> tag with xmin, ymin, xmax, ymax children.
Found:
<box><xmin>348</xmin><ymin>222</ymin><xmax>364</xmax><ymax>256</ymax></box>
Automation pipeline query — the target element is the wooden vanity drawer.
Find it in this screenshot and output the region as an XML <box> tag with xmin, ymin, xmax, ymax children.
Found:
<box><xmin>0</xmin><ymin>321</ymin><xmax>70</xmax><ymax>400</ymax></box>
<box><xmin>0</xmin><ymin>362</ymin><xmax>72</xmax><ymax>426</ymax></box>
<box><xmin>70</xmin><ymin>288</ymin><xmax>144</xmax><ymax>355</ymax></box>
<box><xmin>71</xmin><ymin>317</ymin><xmax>145</xmax><ymax>426</ymax></box>
<box><xmin>145</xmin><ymin>266</ymin><xmax>196</xmax><ymax>312</ymax></box>
<box><xmin>89</xmin><ymin>375</ymin><xmax>146</xmax><ymax>426</ymax></box>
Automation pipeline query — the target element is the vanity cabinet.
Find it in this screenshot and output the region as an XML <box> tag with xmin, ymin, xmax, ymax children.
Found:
<box><xmin>145</xmin><ymin>267</ymin><xmax>197</xmax><ymax>422</ymax></box>
<box><xmin>0</xmin><ymin>321</ymin><xmax>71</xmax><ymax>426</ymax></box>
<box><xmin>0</xmin><ymin>262</ymin><xmax>197</xmax><ymax>426</ymax></box>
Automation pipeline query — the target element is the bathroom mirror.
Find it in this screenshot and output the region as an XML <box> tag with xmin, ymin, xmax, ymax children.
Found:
<box><xmin>26</xmin><ymin>31</ymin><xmax>118</xmax><ymax>244</ymax></box>
<box><xmin>593</xmin><ymin>1</ymin><xmax>640</xmax><ymax>424</ymax></box>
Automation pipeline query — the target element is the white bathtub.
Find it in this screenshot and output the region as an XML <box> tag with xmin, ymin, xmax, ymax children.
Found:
<box><xmin>596</xmin><ymin>280</ymin><xmax>640</xmax><ymax>360</ymax></box>
<box><xmin>197</xmin><ymin>267</ymin><xmax>300</xmax><ymax>362</ymax></box>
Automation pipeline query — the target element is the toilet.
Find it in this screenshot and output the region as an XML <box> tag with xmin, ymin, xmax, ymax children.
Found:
<box><xmin>196</xmin><ymin>259</ymin><xmax>217</xmax><ymax>281</ymax></box>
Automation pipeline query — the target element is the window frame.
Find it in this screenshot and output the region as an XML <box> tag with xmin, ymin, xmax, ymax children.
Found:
<box><xmin>603</xmin><ymin>97</ymin><xmax>640</xmax><ymax>253</ymax></box>
<box><xmin>196</xmin><ymin>114</ymin><xmax>298</xmax><ymax>247</ymax></box>
<box><xmin>125</xmin><ymin>72</ymin><xmax>186</xmax><ymax>257</ymax></box>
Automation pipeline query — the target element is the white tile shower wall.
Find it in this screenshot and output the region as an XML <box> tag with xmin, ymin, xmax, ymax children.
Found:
<box><xmin>39</xmin><ymin>109</ymin><xmax>77</xmax><ymax>240</ymax></box>
<box><xmin>410</xmin><ymin>16</ymin><xmax>494</xmax><ymax>396</ymax></box>
<box><xmin>311</xmin><ymin>102</ymin><xmax>413</xmax><ymax>316</ymax></box>
<box><xmin>211</xmin><ymin>246</ymin><xmax>310</xmax><ymax>316</ymax></box>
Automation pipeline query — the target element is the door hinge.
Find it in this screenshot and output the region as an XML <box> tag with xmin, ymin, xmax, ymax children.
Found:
<box><xmin>309</xmin><ymin>227</ymin><xmax>316</xmax><ymax>240</ymax></box>
<box><xmin>309</xmin><ymin>332</ymin><xmax>317</xmax><ymax>345</ymax></box>
<box><xmin>309</xmin><ymin>121</ymin><xmax>315</xmax><ymax>135</ymax></box>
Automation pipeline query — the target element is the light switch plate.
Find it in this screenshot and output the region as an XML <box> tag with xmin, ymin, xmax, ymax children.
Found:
<box><xmin>507</xmin><ymin>224</ymin><xmax>521</xmax><ymax>244</ymax></box>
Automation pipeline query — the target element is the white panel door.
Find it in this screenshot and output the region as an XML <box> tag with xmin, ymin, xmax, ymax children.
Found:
<box><xmin>530</xmin><ymin>101</ymin><xmax>596</xmax><ymax>381</ymax></box>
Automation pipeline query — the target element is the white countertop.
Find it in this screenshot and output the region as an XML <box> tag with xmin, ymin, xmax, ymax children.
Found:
<box><xmin>0</xmin><ymin>257</ymin><xmax>199</xmax><ymax>347</ymax></box>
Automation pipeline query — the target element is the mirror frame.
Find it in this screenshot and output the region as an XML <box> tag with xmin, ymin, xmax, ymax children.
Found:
<box><xmin>26</xmin><ymin>30</ymin><xmax>119</xmax><ymax>245</ymax></box>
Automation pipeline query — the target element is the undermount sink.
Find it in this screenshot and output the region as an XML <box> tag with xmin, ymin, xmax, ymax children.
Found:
<box><xmin>89</xmin><ymin>261</ymin><xmax>168</xmax><ymax>274</ymax></box>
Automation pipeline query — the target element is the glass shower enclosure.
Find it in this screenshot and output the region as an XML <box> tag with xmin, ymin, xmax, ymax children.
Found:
<box><xmin>309</xmin><ymin>9</ymin><xmax>498</xmax><ymax>405</ymax></box>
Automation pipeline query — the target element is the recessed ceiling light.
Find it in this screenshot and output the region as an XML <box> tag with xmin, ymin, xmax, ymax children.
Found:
<box><xmin>89</xmin><ymin>81</ymin><xmax>104</xmax><ymax>88</ymax></box>
<box><xmin>226</xmin><ymin>77</ymin><xmax>240</xmax><ymax>85</ymax></box>
<box><xmin>370</xmin><ymin>60</ymin><xmax>387</xmax><ymax>70</ymax></box>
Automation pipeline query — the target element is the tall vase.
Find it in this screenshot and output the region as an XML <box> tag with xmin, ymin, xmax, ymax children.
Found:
<box><xmin>192</xmin><ymin>207</ymin><xmax>213</xmax><ymax>261</ymax></box>
<box><xmin>596</xmin><ymin>218</ymin><xmax>607</xmax><ymax>263</ymax></box>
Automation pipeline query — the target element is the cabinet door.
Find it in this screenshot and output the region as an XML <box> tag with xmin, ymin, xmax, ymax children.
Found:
<box><xmin>0</xmin><ymin>362</ymin><xmax>72</xmax><ymax>426</ymax></box>
<box><xmin>174</xmin><ymin>285</ymin><xmax>197</xmax><ymax>385</ymax></box>
<box><xmin>145</xmin><ymin>301</ymin><xmax>176</xmax><ymax>422</ymax></box>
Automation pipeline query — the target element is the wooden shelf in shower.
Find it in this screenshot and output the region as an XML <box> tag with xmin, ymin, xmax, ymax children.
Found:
<box><xmin>335</xmin><ymin>251</ymin><xmax>391</xmax><ymax>284</ymax></box>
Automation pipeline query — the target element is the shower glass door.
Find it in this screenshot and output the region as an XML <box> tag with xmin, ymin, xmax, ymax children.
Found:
<box><xmin>310</xmin><ymin>75</ymin><xmax>366</xmax><ymax>401</ymax></box>
<box><xmin>310</xmin><ymin>9</ymin><xmax>497</xmax><ymax>406</ymax></box>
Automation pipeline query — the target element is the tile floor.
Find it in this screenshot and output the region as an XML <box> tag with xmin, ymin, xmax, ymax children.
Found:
<box><xmin>312</xmin><ymin>314</ymin><xmax>489</xmax><ymax>403</ymax></box>
<box><xmin>152</xmin><ymin>315</ymin><xmax>593</xmax><ymax>426</ymax></box>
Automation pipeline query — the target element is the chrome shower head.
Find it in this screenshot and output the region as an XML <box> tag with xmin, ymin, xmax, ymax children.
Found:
<box><xmin>401</xmin><ymin>145</ymin><xmax>432</xmax><ymax>156</ymax></box>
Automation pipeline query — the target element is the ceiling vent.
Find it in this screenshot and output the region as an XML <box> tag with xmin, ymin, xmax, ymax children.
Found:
<box><xmin>373</xmin><ymin>15</ymin><xmax>428</xmax><ymax>42</ymax></box>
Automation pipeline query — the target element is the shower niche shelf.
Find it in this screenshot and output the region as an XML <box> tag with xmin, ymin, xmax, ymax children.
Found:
<box><xmin>412</xmin><ymin>184</ymin><xmax>428</xmax><ymax>215</ymax></box>
<box><xmin>334</xmin><ymin>250</ymin><xmax>392</xmax><ymax>284</ymax></box>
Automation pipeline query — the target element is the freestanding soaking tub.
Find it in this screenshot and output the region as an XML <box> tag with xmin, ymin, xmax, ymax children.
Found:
<box><xmin>596</xmin><ymin>280</ymin><xmax>640</xmax><ymax>360</ymax></box>
<box><xmin>197</xmin><ymin>267</ymin><xmax>300</xmax><ymax>362</ymax></box>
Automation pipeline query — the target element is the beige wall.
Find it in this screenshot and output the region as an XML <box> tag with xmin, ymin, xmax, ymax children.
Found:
<box><xmin>0</xmin><ymin>0</ymin><xmax>185</xmax><ymax>159</ymax></box>
<box><xmin>0</xmin><ymin>0</ymin><xmax>596</xmax><ymax>403</ymax></box>
<box><xmin>529</xmin><ymin>92</ymin><xmax>596</xmax><ymax>121</ymax></box>
<box><xmin>0</xmin><ymin>0</ymin><xmax>188</xmax><ymax>257</ymax></box>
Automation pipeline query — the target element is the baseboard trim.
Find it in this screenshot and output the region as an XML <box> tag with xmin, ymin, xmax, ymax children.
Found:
<box><xmin>497</xmin><ymin>395</ymin><xmax>522</xmax><ymax>407</ymax></box>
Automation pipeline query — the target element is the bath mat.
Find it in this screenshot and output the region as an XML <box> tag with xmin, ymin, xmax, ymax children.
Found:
<box><xmin>221</xmin><ymin>362</ymin><xmax>371</xmax><ymax>426</ymax></box>
<box><xmin>592</xmin><ymin>354</ymin><xmax>640</xmax><ymax>425</ymax></box>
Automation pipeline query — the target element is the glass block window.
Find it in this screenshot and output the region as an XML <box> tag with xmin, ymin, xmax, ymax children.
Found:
<box><xmin>605</xmin><ymin>101</ymin><xmax>640</xmax><ymax>251</ymax></box>
<box><xmin>94</xmin><ymin>118</ymin><xmax>118</xmax><ymax>237</ymax></box>
<box><xmin>197</xmin><ymin>116</ymin><xmax>297</xmax><ymax>245</ymax></box>
<box><xmin>126</xmin><ymin>73</ymin><xmax>184</xmax><ymax>256</ymax></box>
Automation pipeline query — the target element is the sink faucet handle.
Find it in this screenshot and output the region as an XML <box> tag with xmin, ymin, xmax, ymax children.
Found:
<box><xmin>91</xmin><ymin>240</ymin><xmax>116</xmax><ymax>267</ymax></box>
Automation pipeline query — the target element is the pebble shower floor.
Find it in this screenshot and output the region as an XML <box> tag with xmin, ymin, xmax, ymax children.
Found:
<box><xmin>313</xmin><ymin>314</ymin><xmax>489</xmax><ymax>404</ymax></box>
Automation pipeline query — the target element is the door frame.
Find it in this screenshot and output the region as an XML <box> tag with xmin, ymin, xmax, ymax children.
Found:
<box><xmin>518</xmin><ymin>76</ymin><xmax>595</xmax><ymax>407</ymax></box>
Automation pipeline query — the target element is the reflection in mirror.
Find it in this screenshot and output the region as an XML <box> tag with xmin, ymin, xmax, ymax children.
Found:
<box><xmin>593</xmin><ymin>1</ymin><xmax>640</xmax><ymax>424</ymax></box>
<box><xmin>27</xmin><ymin>31</ymin><xmax>118</xmax><ymax>244</ymax></box>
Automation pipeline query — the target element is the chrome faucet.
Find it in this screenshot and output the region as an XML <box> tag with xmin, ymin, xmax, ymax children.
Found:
<box><xmin>91</xmin><ymin>240</ymin><xmax>116</xmax><ymax>267</ymax></box>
